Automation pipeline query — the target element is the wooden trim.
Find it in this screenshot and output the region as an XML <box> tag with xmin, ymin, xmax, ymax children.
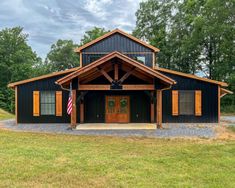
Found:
<box><xmin>99</xmin><ymin>69</ymin><xmax>114</xmax><ymax>83</ymax></box>
<box><xmin>156</xmin><ymin>90</ymin><xmax>162</xmax><ymax>128</ymax></box>
<box><xmin>220</xmin><ymin>88</ymin><xmax>233</xmax><ymax>97</ymax></box>
<box><xmin>150</xmin><ymin>91</ymin><xmax>154</xmax><ymax>123</ymax></box>
<box><xmin>122</xmin><ymin>85</ymin><xmax>155</xmax><ymax>90</ymax></box>
<box><xmin>80</xmin><ymin>52</ymin><xmax>83</xmax><ymax>67</ymax></box>
<box><xmin>79</xmin><ymin>85</ymin><xmax>110</xmax><ymax>90</ymax></box>
<box><xmin>119</xmin><ymin>68</ymin><xmax>135</xmax><ymax>83</ymax></box>
<box><xmin>56</xmin><ymin>91</ymin><xmax>62</xmax><ymax>116</ymax></box>
<box><xmin>80</xmin><ymin>101</ymin><xmax>84</xmax><ymax>123</ymax></box>
<box><xmin>78</xmin><ymin>84</ymin><xmax>155</xmax><ymax>90</ymax></box>
<box><xmin>195</xmin><ymin>90</ymin><xmax>202</xmax><ymax>116</ymax></box>
<box><xmin>15</xmin><ymin>86</ymin><xmax>18</xmax><ymax>124</ymax></box>
<box><xmin>172</xmin><ymin>90</ymin><xmax>179</xmax><ymax>116</ymax></box>
<box><xmin>71</xmin><ymin>90</ymin><xmax>77</xmax><ymax>127</ymax></box>
<box><xmin>152</xmin><ymin>53</ymin><xmax>155</xmax><ymax>69</ymax></box>
<box><xmin>33</xmin><ymin>91</ymin><xmax>40</xmax><ymax>116</ymax></box>
<box><xmin>75</xmin><ymin>29</ymin><xmax>160</xmax><ymax>52</ymax></box>
<box><xmin>114</xmin><ymin>63</ymin><xmax>118</xmax><ymax>80</ymax></box>
<box><xmin>218</xmin><ymin>86</ymin><xmax>220</xmax><ymax>123</ymax></box>
<box><xmin>81</xmin><ymin>52</ymin><xmax>154</xmax><ymax>54</ymax></box>
<box><xmin>57</xmin><ymin>51</ymin><xmax>176</xmax><ymax>85</ymax></box>
<box><xmin>156</xmin><ymin>67</ymin><xmax>228</xmax><ymax>87</ymax></box>
<box><xmin>8</xmin><ymin>67</ymin><xmax>79</xmax><ymax>88</ymax></box>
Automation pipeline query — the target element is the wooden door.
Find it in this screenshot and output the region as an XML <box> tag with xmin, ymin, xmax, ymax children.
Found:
<box><xmin>105</xmin><ymin>96</ymin><xmax>129</xmax><ymax>123</ymax></box>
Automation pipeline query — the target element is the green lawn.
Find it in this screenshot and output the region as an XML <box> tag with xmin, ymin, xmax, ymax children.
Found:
<box><xmin>0</xmin><ymin>130</ymin><xmax>234</xmax><ymax>187</ymax></box>
<box><xmin>0</xmin><ymin>108</ymin><xmax>14</xmax><ymax>120</ymax></box>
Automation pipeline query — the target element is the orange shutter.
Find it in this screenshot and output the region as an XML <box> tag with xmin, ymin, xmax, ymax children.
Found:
<box><xmin>56</xmin><ymin>91</ymin><xmax>63</xmax><ymax>116</ymax></box>
<box><xmin>195</xmin><ymin>90</ymin><xmax>202</xmax><ymax>116</ymax></box>
<box><xmin>172</xmin><ymin>90</ymin><xmax>179</xmax><ymax>116</ymax></box>
<box><xmin>33</xmin><ymin>91</ymin><xmax>40</xmax><ymax>116</ymax></box>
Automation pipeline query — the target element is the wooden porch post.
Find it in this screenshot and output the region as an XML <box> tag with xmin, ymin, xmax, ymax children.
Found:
<box><xmin>71</xmin><ymin>89</ymin><xmax>77</xmax><ymax>128</ymax></box>
<box><xmin>80</xmin><ymin>101</ymin><xmax>84</xmax><ymax>123</ymax></box>
<box><xmin>156</xmin><ymin>90</ymin><xmax>162</xmax><ymax>129</ymax></box>
<box><xmin>218</xmin><ymin>86</ymin><xmax>220</xmax><ymax>123</ymax></box>
<box><xmin>150</xmin><ymin>91</ymin><xmax>155</xmax><ymax>123</ymax></box>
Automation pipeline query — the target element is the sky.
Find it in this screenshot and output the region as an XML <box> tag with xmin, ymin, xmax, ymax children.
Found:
<box><xmin>0</xmin><ymin>0</ymin><xmax>142</xmax><ymax>59</ymax></box>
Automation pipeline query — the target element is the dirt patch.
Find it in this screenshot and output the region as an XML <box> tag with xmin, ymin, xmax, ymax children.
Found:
<box><xmin>215</xmin><ymin>123</ymin><xmax>235</xmax><ymax>140</ymax></box>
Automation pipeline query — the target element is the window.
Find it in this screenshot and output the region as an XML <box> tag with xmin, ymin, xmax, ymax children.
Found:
<box><xmin>135</xmin><ymin>56</ymin><xmax>146</xmax><ymax>64</ymax></box>
<box><xmin>179</xmin><ymin>91</ymin><xmax>194</xmax><ymax>115</ymax></box>
<box><xmin>90</xmin><ymin>54</ymin><xmax>103</xmax><ymax>63</ymax></box>
<box><xmin>40</xmin><ymin>91</ymin><xmax>55</xmax><ymax>115</ymax></box>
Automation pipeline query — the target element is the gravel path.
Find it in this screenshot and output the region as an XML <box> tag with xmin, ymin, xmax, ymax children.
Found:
<box><xmin>0</xmin><ymin>119</ymin><xmax>216</xmax><ymax>138</ymax></box>
<box><xmin>221</xmin><ymin>116</ymin><xmax>235</xmax><ymax>124</ymax></box>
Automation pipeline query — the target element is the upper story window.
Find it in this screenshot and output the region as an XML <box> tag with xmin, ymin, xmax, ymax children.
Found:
<box><xmin>40</xmin><ymin>91</ymin><xmax>55</xmax><ymax>115</ymax></box>
<box><xmin>179</xmin><ymin>91</ymin><xmax>194</xmax><ymax>115</ymax></box>
<box><xmin>90</xmin><ymin>54</ymin><xmax>104</xmax><ymax>63</ymax></box>
<box><xmin>134</xmin><ymin>56</ymin><xmax>146</xmax><ymax>65</ymax></box>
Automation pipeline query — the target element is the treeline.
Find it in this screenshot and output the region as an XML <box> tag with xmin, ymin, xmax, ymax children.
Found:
<box><xmin>0</xmin><ymin>0</ymin><xmax>234</xmax><ymax>113</ymax></box>
<box><xmin>0</xmin><ymin>27</ymin><xmax>108</xmax><ymax>112</ymax></box>
<box><xmin>133</xmin><ymin>0</ymin><xmax>234</xmax><ymax>113</ymax></box>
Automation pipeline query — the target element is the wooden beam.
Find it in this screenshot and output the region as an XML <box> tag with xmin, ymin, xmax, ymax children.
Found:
<box><xmin>15</xmin><ymin>86</ymin><xmax>18</xmax><ymax>124</ymax></box>
<box><xmin>114</xmin><ymin>63</ymin><xmax>118</xmax><ymax>80</ymax></box>
<box><xmin>99</xmin><ymin>68</ymin><xmax>114</xmax><ymax>83</ymax></box>
<box><xmin>80</xmin><ymin>52</ymin><xmax>82</xmax><ymax>67</ymax></box>
<box><xmin>79</xmin><ymin>85</ymin><xmax>110</xmax><ymax>90</ymax></box>
<box><xmin>78</xmin><ymin>84</ymin><xmax>155</xmax><ymax>90</ymax></box>
<box><xmin>218</xmin><ymin>86</ymin><xmax>220</xmax><ymax>123</ymax></box>
<box><xmin>119</xmin><ymin>68</ymin><xmax>135</xmax><ymax>84</ymax></box>
<box><xmin>156</xmin><ymin>90</ymin><xmax>162</xmax><ymax>129</ymax></box>
<box><xmin>80</xmin><ymin>101</ymin><xmax>84</xmax><ymax>123</ymax></box>
<box><xmin>71</xmin><ymin>89</ymin><xmax>77</xmax><ymax>128</ymax></box>
<box><xmin>152</xmin><ymin>52</ymin><xmax>156</xmax><ymax>69</ymax></box>
<box><xmin>122</xmin><ymin>85</ymin><xmax>155</xmax><ymax>90</ymax></box>
<box><xmin>150</xmin><ymin>91</ymin><xmax>154</xmax><ymax>123</ymax></box>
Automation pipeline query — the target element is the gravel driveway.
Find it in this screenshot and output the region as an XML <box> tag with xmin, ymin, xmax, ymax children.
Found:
<box><xmin>0</xmin><ymin>119</ymin><xmax>217</xmax><ymax>138</ymax></box>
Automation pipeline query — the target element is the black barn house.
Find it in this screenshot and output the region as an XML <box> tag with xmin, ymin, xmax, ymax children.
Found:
<box><xmin>9</xmin><ymin>29</ymin><xmax>232</xmax><ymax>128</ymax></box>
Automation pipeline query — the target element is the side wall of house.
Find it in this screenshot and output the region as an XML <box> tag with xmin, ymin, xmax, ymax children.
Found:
<box><xmin>160</xmin><ymin>72</ymin><xmax>218</xmax><ymax>123</ymax></box>
<box><xmin>17</xmin><ymin>75</ymin><xmax>73</xmax><ymax>123</ymax></box>
<box><xmin>81</xmin><ymin>33</ymin><xmax>154</xmax><ymax>67</ymax></box>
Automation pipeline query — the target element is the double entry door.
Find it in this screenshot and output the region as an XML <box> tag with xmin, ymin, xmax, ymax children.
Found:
<box><xmin>105</xmin><ymin>96</ymin><xmax>130</xmax><ymax>123</ymax></box>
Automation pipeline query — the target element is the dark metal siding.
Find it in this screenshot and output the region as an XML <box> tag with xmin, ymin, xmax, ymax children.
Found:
<box><xmin>17</xmin><ymin>75</ymin><xmax>71</xmax><ymax>123</ymax></box>
<box><xmin>160</xmin><ymin>72</ymin><xmax>218</xmax><ymax>123</ymax></box>
<box><xmin>84</xmin><ymin>91</ymin><xmax>151</xmax><ymax>123</ymax></box>
<box><xmin>82</xmin><ymin>33</ymin><xmax>153</xmax><ymax>67</ymax></box>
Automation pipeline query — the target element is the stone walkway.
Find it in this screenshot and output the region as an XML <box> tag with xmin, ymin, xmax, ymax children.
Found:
<box><xmin>0</xmin><ymin>119</ymin><xmax>217</xmax><ymax>138</ymax></box>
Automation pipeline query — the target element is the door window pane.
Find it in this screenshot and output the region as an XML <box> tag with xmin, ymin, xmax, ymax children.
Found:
<box><xmin>107</xmin><ymin>98</ymin><xmax>115</xmax><ymax>113</ymax></box>
<box><xmin>120</xmin><ymin>97</ymin><xmax>128</xmax><ymax>113</ymax></box>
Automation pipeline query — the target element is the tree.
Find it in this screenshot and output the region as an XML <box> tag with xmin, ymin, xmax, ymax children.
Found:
<box><xmin>46</xmin><ymin>40</ymin><xmax>80</xmax><ymax>72</ymax></box>
<box><xmin>134</xmin><ymin>0</ymin><xmax>235</xmax><ymax>110</ymax></box>
<box><xmin>134</xmin><ymin>0</ymin><xmax>234</xmax><ymax>78</ymax></box>
<box><xmin>80</xmin><ymin>27</ymin><xmax>109</xmax><ymax>45</ymax></box>
<box><xmin>0</xmin><ymin>27</ymin><xmax>41</xmax><ymax>112</ymax></box>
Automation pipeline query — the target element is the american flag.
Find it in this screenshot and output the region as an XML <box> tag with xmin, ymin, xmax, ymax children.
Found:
<box><xmin>67</xmin><ymin>83</ymin><xmax>72</xmax><ymax>115</ymax></box>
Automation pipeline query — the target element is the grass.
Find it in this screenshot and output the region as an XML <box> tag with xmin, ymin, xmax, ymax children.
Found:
<box><xmin>0</xmin><ymin>108</ymin><xmax>14</xmax><ymax>120</ymax></box>
<box><xmin>0</xmin><ymin>130</ymin><xmax>234</xmax><ymax>187</ymax></box>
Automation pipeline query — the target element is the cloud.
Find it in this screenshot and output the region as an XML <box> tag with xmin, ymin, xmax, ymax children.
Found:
<box><xmin>0</xmin><ymin>0</ymin><xmax>142</xmax><ymax>59</ymax></box>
